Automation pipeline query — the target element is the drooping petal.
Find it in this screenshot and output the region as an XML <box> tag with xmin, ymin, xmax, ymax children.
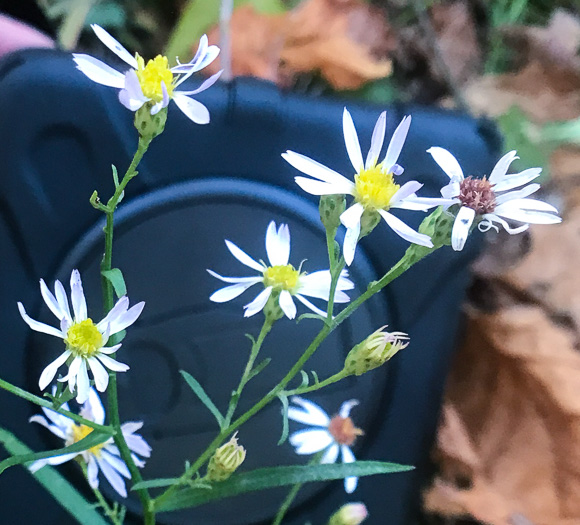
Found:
<box><xmin>18</xmin><ymin>303</ymin><xmax>64</xmax><ymax>338</ymax></box>
<box><xmin>365</xmin><ymin>111</ymin><xmax>386</xmax><ymax>169</ymax></box>
<box><xmin>451</xmin><ymin>206</ymin><xmax>476</xmax><ymax>251</ymax></box>
<box><xmin>118</xmin><ymin>70</ymin><xmax>148</xmax><ymax>111</ymax></box>
<box><xmin>225</xmin><ymin>240</ymin><xmax>265</xmax><ymax>272</ymax></box>
<box><xmin>176</xmin><ymin>71</ymin><xmax>222</xmax><ymax>96</ymax></box>
<box><xmin>343</xmin><ymin>223</ymin><xmax>362</xmax><ymax>267</ymax></box>
<box><xmin>173</xmin><ymin>94</ymin><xmax>210</xmax><ymax>124</ymax></box>
<box><xmin>383</xmin><ymin>115</ymin><xmax>411</xmax><ymax>173</ymax></box>
<box><xmin>82</xmin><ymin>387</ymin><xmax>106</xmax><ymax>425</ymax></box>
<box><xmin>479</xmin><ymin>214</ymin><xmax>529</xmax><ymax>234</ymax></box>
<box><xmin>282</xmin><ymin>151</ymin><xmax>355</xmax><ymax>190</ymax></box>
<box><xmin>72</xmin><ymin>54</ymin><xmax>125</xmax><ymax>88</ymax></box>
<box><xmin>243</xmin><ymin>287</ymin><xmax>272</xmax><ymax>317</ymax></box>
<box><xmin>70</xmin><ymin>270</ymin><xmax>88</xmax><ymax>321</ymax></box>
<box><xmin>38</xmin><ymin>351</ymin><xmax>71</xmax><ymax>391</ymax></box>
<box><xmin>65</xmin><ymin>356</ymin><xmax>82</xmax><ymax>394</ymax></box>
<box><xmin>88</xmin><ymin>358</ymin><xmax>109</xmax><ymax>393</ymax></box>
<box><xmin>266</xmin><ymin>222</ymin><xmax>291</xmax><ymax>266</ymax></box>
<box><xmin>427</xmin><ymin>146</ymin><xmax>464</xmax><ymax>181</ymax></box>
<box><xmin>339</xmin><ymin>399</ymin><xmax>359</xmax><ymax>418</ymax></box>
<box><xmin>98</xmin><ymin>343</ymin><xmax>122</xmax><ymax>355</ymax></box>
<box><xmin>76</xmin><ymin>360</ymin><xmax>91</xmax><ymax>404</ymax></box>
<box><xmin>96</xmin><ymin>354</ymin><xmax>130</xmax><ymax>373</ymax></box>
<box><xmin>294</xmin><ymin>295</ymin><xmax>328</xmax><ymax>317</ymax></box>
<box><xmin>96</xmin><ymin>455</ymin><xmax>127</xmax><ymax>497</ymax></box>
<box><xmin>287</xmin><ymin>397</ymin><xmax>330</xmax><ymax>426</ymax></box>
<box><xmin>488</xmin><ymin>150</ymin><xmax>519</xmax><ymax>185</ymax></box>
<box><xmin>341</xmin><ymin>445</ymin><xmax>358</xmax><ymax>493</ymax></box>
<box><xmin>279</xmin><ymin>290</ymin><xmax>297</xmax><ymax>319</ymax></box>
<box><xmin>209</xmin><ymin>282</ymin><xmax>259</xmax><ymax>302</ymax></box>
<box><xmin>320</xmin><ymin>443</ymin><xmax>340</xmax><ymax>464</ymax></box>
<box><xmin>378</xmin><ymin>211</ymin><xmax>434</xmax><ymax>248</ymax></box>
<box><xmin>87</xmin><ymin>456</ymin><xmax>99</xmax><ymax>488</ymax></box>
<box><xmin>90</xmin><ymin>24</ymin><xmax>138</xmax><ymax>68</ymax></box>
<box><xmin>290</xmin><ymin>429</ymin><xmax>334</xmax><ymax>454</ymax></box>
<box><xmin>493</xmin><ymin>167</ymin><xmax>542</xmax><ymax>192</ymax></box>
<box><xmin>150</xmin><ymin>81</ymin><xmax>170</xmax><ymax>115</ymax></box>
<box><xmin>343</xmin><ymin>108</ymin><xmax>364</xmax><ymax>173</ymax></box>
<box><xmin>101</xmin><ymin>450</ymin><xmax>131</xmax><ymax>478</ymax></box>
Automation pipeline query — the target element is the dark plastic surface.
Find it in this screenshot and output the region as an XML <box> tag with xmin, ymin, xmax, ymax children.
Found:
<box><xmin>0</xmin><ymin>49</ymin><xmax>499</xmax><ymax>524</ymax></box>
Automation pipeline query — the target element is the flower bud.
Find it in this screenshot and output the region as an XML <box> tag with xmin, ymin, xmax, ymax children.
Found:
<box><xmin>263</xmin><ymin>291</ymin><xmax>284</xmax><ymax>322</ymax></box>
<box><xmin>328</xmin><ymin>503</ymin><xmax>368</xmax><ymax>525</ymax></box>
<box><xmin>206</xmin><ymin>433</ymin><xmax>246</xmax><ymax>482</ymax></box>
<box><xmin>134</xmin><ymin>103</ymin><xmax>167</xmax><ymax>139</ymax></box>
<box><xmin>405</xmin><ymin>206</ymin><xmax>455</xmax><ymax>263</ymax></box>
<box><xmin>343</xmin><ymin>326</ymin><xmax>409</xmax><ymax>376</ymax></box>
<box><xmin>320</xmin><ymin>194</ymin><xmax>346</xmax><ymax>232</ymax></box>
<box><xmin>359</xmin><ymin>209</ymin><xmax>381</xmax><ymax>238</ymax></box>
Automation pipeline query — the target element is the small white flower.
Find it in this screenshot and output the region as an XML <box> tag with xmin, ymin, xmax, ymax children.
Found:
<box><xmin>29</xmin><ymin>388</ymin><xmax>151</xmax><ymax>498</ymax></box>
<box><xmin>73</xmin><ymin>24</ymin><xmax>221</xmax><ymax>124</ymax></box>
<box><xmin>283</xmin><ymin>108</ymin><xmax>446</xmax><ymax>265</ymax></box>
<box><xmin>208</xmin><ymin>221</ymin><xmax>354</xmax><ymax>319</ymax></box>
<box><xmin>18</xmin><ymin>269</ymin><xmax>144</xmax><ymax>404</ymax></box>
<box><xmin>428</xmin><ymin>147</ymin><xmax>562</xmax><ymax>251</ymax></box>
<box><xmin>288</xmin><ymin>396</ymin><xmax>363</xmax><ymax>493</ymax></box>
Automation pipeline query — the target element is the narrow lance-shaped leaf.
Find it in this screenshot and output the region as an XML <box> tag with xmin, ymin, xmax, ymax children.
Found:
<box><xmin>277</xmin><ymin>393</ymin><xmax>289</xmax><ymax>446</ymax></box>
<box><xmin>0</xmin><ymin>426</ymin><xmax>109</xmax><ymax>525</ymax></box>
<box><xmin>180</xmin><ymin>371</ymin><xmax>225</xmax><ymax>429</ymax></box>
<box><xmin>154</xmin><ymin>461</ymin><xmax>413</xmax><ymax>511</ymax></box>
<box><xmin>101</xmin><ymin>268</ymin><xmax>127</xmax><ymax>299</ymax></box>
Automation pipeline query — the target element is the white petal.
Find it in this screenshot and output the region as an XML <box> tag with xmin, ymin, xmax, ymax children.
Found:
<box><xmin>87</xmin><ymin>456</ymin><xmax>99</xmax><ymax>488</ymax></box>
<box><xmin>495</xmin><ymin>205</ymin><xmax>562</xmax><ymax>225</ymax></box>
<box><xmin>488</xmin><ymin>150</ymin><xmax>519</xmax><ymax>184</ymax></box>
<box><xmin>207</xmin><ymin>269</ymin><xmax>262</xmax><ymax>284</ymax></box>
<box><xmin>108</xmin><ymin>301</ymin><xmax>144</xmax><ymax>333</ymax></box>
<box><xmin>38</xmin><ymin>351</ymin><xmax>71</xmax><ymax>391</ymax></box>
<box><xmin>88</xmin><ymin>358</ymin><xmax>109</xmax><ymax>392</ymax></box>
<box><xmin>97</xmin><ymin>297</ymin><xmax>129</xmax><ymax>332</ymax></box>
<box><xmin>392</xmin><ymin>197</ymin><xmax>452</xmax><ymax>211</ymax></box>
<box><xmin>39</xmin><ymin>405</ymin><xmax>71</xmax><ymax>430</ymax></box>
<box><xmin>340</xmin><ymin>203</ymin><xmax>364</xmax><ymax>230</ymax></box>
<box><xmin>440</xmin><ymin>181</ymin><xmax>461</xmax><ymax>200</ymax></box>
<box><xmin>266</xmin><ymin>222</ymin><xmax>291</xmax><ymax>266</ymax></box>
<box><xmin>118</xmin><ymin>70</ymin><xmax>148</xmax><ymax>111</ymax></box>
<box><xmin>101</xmin><ymin>450</ymin><xmax>131</xmax><ymax>478</ymax></box>
<box><xmin>72</xmin><ymin>54</ymin><xmax>125</xmax><ymax>88</ymax></box>
<box><xmin>341</xmin><ymin>445</ymin><xmax>358</xmax><ymax>493</ymax></box>
<box><xmin>173</xmin><ymin>94</ymin><xmax>210</xmax><ymax>125</ymax></box>
<box><xmin>40</xmin><ymin>279</ymin><xmax>65</xmax><ymax>320</ymax></box>
<box><xmin>343</xmin><ymin>108</ymin><xmax>364</xmax><ymax>173</ymax></box>
<box><xmin>287</xmin><ymin>397</ymin><xmax>330</xmax><ymax>426</ymax></box>
<box><xmin>390</xmin><ymin>181</ymin><xmax>423</xmax><ymax>204</ymax></box>
<box><xmin>378</xmin><ymin>211</ymin><xmax>434</xmax><ymax>248</ymax></box>
<box><xmin>243</xmin><ymin>287</ymin><xmax>272</xmax><ymax>317</ymax></box>
<box><xmin>480</xmin><ymin>214</ymin><xmax>529</xmax><ymax>234</ymax></box>
<box><xmin>150</xmin><ymin>81</ymin><xmax>170</xmax><ymax>115</ymax></box>
<box><xmin>210</xmin><ymin>282</ymin><xmax>258</xmax><ymax>302</ymax></box>
<box><xmin>320</xmin><ymin>443</ymin><xmax>340</xmax><ymax>464</ymax></box>
<box><xmin>294</xmin><ymin>295</ymin><xmax>328</xmax><ymax>317</ymax></box>
<box><xmin>176</xmin><ymin>71</ymin><xmax>222</xmax><ymax>96</ymax></box>
<box><xmin>290</xmin><ymin>429</ymin><xmax>334</xmax><ymax>454</ymax></box>
<box><xmin>225</xmin><ymin>240</ymin><xmax>264</xmax><ymax>272</ymax></box>
<box><xmin>493</xmin><ymin>168</ymin><xmax>542</xmax><ymax>192</ymax></box>
<box><xmin>427</xmin><ymin>147</ymin><xmax>464</xmax><ymax>181</ymax></box>
<box><xmin>54</xmin><ymin>280</ymin><xmax>72</xmax><ymax>323</ymax></box>
<box><xmin>76</xmin><ymin>361</ymin><xmax>90</xmax><ymax>404</ymax></box>
<box><xmin>90</xmin><ymin>24</ymin><xmax>138</xmax><ymax>68</ymax></box>
<box><xmin>294</xmin><ymin>177</ymin><xmax>351</xmax><ymax>196</ymax></box>
<box><xmin>339</xmin><ymin>399</ymin><xmax>359</xmax><ymax>418</ymax></box>
<box><xmin>282</xmin><ymin>151</ymin><xmax>355</xmax><ymax>190</ymax></box>
<box><xmin>28</xmin><ymin>415</ymin><xmax>67</xmax><ymax>440</ymax></box>
<box><xmin>343</xmin><ymin>223</ymin><xmax>361</xmax><ymax>267</ymax></box>
<box><xmin>365</xmin><ymin>111</ymin><xmax>386</xmax><ymax>169</ymax></box>
<box><xmin>18</xmin><ymin>303</ymin><xmax>64</xmax><ymax>338</ymax></box>
<box><xmin>82</xmin><ymin>387</ymin><xmax>106</xmax><ymax>426</ymax></box>
<box><xmin>45</xmin><ymin>453</ymin><xmax>79</xmax><ymax>467</ymax></box>
<box><xmin>495</xmin><ymin>183</ymin><xmax>540</xmax><ymax>205</ymax></box>
<box><xmin>96</xmin><ymin>455</ymin><xmax>127</xmax><ymax>497</ymax></box>
<box><xmin>65</xmin><ymin>356</ymin><xmax>82</xmax><ymax>393</ymax></box>
<box><xmin>98</xmin><ymin>343</ymin><xmax>122</xmax><ymax>355</ymax></box>
<box><xmin>70</xmin><ymin>270</ymin><xmax>87</xmax><ymax>321</ymax></box>
<box><xmin>279</xmin><ymin>290</ymin><xmax>297</xmax><ymax>319</ymax></box>
<box><xmin>496</xmin><ymin>197</ymin><xmax>559</xmax><ymax>214</ymax></box>
<box><xmin>451</xmin><ymin>206</ymin><xmax>476</xmax><ymax>251</ymax></box>
<box><xmin>97</xmin><ymin>354</ymin><xmax>130</xmax><ymax>373</ymax></box>
<box><xmin>383</xmin><ymin>115</ymin><xmax>411</xmax><ymax>173</ymax></box>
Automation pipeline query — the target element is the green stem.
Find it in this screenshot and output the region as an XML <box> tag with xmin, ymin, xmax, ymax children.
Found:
<box><xmin>0</xmin><ymin>378</ymin><xmax>113</xmax><ymax>433</ymax></box>
<box><xmin>283</xmin><ymin>370</ymin><xmax>347</xmax><ymax>398</ymax></box>
<box><xmin>224</xmin><ymin>318</ymin><xmax>274</xmax><ymax>426</ymax></box>
<box><xmin>82</xmin><ymin>462</ymin><xmax>124</xmax><ymax>525</ymax></box>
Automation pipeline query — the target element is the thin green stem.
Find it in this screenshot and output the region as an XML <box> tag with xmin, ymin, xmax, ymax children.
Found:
<box><xmin>0</xmin><ymin>378</ymin><xmax>113</xmax><ymax>434</ymax></box>
<box><xmin>224</xmin><ymin>318</ymin><xmax>273</xmax><ymax>426</ymax></box>
<box><xmin>283</xmin><ymin>370</ymin><xmax>347</xmax><ymax>398</ymax></box>
<box><xmin>82</xmin><ymin>462</ymin><xmax>124</xmax><ymax>525</ymax></box>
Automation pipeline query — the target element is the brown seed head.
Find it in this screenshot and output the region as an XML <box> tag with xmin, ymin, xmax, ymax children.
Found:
<box><xmin>328</xmin><ymin>415</ymin><xmax>364</xmax><ymax>446</ymax></box>
<box><xmin>458</xmin><ymin>176</ymin><xmax>496</xmax><ymax>214</ymax></box>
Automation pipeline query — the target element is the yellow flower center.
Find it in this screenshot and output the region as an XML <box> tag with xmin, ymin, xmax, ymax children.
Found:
<box><xmin>70</xmin><ymin>424</ymin><xmax>105</xmax><ymax>456</ymax></box>
<box><xmin>135</xmin><ymin>54</ymin><xmax>174</xmax><ymax>102</ymax></box>
<box><xmin>354</xmin><ymin>166</ymin><xmax>400</xmax><ymax>210</ymax></box>
<box><xmin>65</xmin><ymin>319</ymin><xmax>103</xmax><ymax>358</ymax></box>
<box><xmin>263</xmin><ymin>265</ymin><xmax>300</xmax><ymax>291</ymax></box>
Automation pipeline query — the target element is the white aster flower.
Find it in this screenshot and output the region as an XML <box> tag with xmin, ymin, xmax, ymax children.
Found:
<box><xmin>208</xmin><ymin>221</ymin><xmax>354</xmax><ymax>319</ymax></box>
<box><xmin>283</xmin><ymin>108</ymin><xmax>446</xmax><ymax>265</ymax></box>
<box><xmin>73</xmin><ymin>24</ymin><xmax>221</xmax><ymax>124</ymax></box>
<box><xmin>428</xmin><ymin>147</ymin><xmax>562</xmax><ymax>251</ymax></box>
<box><xmin>29</xmin><ymin>387</ymin><xmax>151</xmax><ymax>498</ymax></box>
<box><xmin>288</xmin><ymin>396</ymin><xmax>363</xmax><ymax>493</ymax></box>
<box><xmin>18</xmin><ymin>269</ymin><xmax>144</xmax><ymax>404</ymax></box>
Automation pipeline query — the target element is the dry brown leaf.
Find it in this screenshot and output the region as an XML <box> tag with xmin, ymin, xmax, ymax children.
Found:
<box><xmin>426</xmin><ymin>306</ymin><xmax>580</xmax><ymax>525</ymax></box>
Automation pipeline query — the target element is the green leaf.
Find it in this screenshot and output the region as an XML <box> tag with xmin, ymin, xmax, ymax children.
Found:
<box><xmin>0</xmin><ymin>426</ymin><xmax>109</xmax><ymax>524</ymax></box>
<box><xmin>132</xmin><ymin>477</ymin><xmax>181</xmax><ymax>490</ymax></box>
<box><xmin>299</xmin><ymin>371</ymin><xmax>309</xmax><ymax>389</ymax></box>
<box><xmin>0</xmin><ymin>430</ymin><xmax>110</xmax><ymax>475</ymax></box>
<box><xmin>101</xmin><ymin>268</ymin><xmax>127</xmax><ymax>299</ymax></box>
<box><xmin>277</xmin><ymin>394</ymin><xmax>289</xmax><ymax>446</ymax></box>
<box><xmin>156</xmin><ymin>461</ymin><xmax>413</xmax><ymax>511</ymax></box>
<box><xmin>180</xmin><ymin>371</ymin><xmax>225</xmax><ymax>429</ymax></box>
<box><xmin>296</xmin><ymin>313</ymin><xmax>326</xmax><ymax>324</ymax></box>
<box><xmin>247</xmin><ymin>358</ymin><xmax>271</xmax><ymax>382</ymax></box>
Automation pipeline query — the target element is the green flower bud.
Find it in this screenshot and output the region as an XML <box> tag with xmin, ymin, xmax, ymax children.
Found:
<box><xmin>359</xmin><ymin>209</ymin><xmax>381</xmax><ymax>238</ymax></box>
<box><xmin>343</xmin><ymin>326</ymin><xmax>409</xmax><ymax>376</ymax></box>
<box><xmin>328</xmin><ymin>503</ymin><xmax>368</xmax><ymax>525</ymax></box>
<box><xmin>206</xmin><ymin>433</ymin><xmax>246</xmax><ymax>482</ymax></box>
<box><xmin>134</xmin><ymin>103</ymin><xmax>167</xmax><ymax>139</ymax></box>
<box><xmin>404</xmin><ymin>205</ymin><xmax>456</xmax><ymax>263</ymax></box>
<box><xmin>263</xmin><ymin>291</ymin><xmax>284</xmax><ymax>322</ymax></box>
<box><xmin>320</xmin><ymin>194</ymin><xmax>346</xmax><ymax>232</ymax></box>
